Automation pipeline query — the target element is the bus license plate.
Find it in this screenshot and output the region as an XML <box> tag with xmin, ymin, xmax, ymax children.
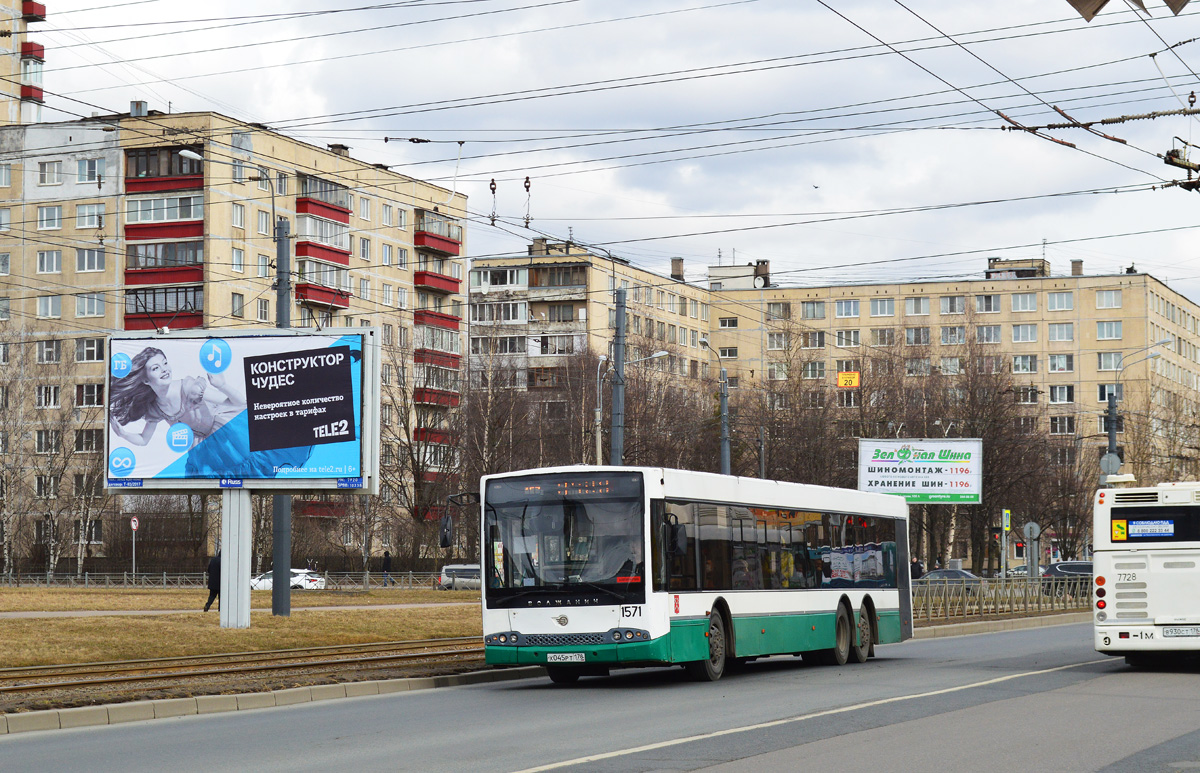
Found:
<box><xmin>547</xmin><ymin>653</ymin><xmax>585</xmax><ymax>663</ymax></box>
<box><xmin>1164</xmin><ymin>627</ymin><xmax>1200</xmax><ymax>638</ymax></box>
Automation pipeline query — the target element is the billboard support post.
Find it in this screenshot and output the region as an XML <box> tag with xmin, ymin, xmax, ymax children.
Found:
<box><xmin>272</xmin><ymin>201</ymin><xmax>292</xmax><ymax>618</ymax></box>
<box><xmin>220</xmin><ymin>488</ymin><xmax>253</xmax><ymax>629</ymax></box>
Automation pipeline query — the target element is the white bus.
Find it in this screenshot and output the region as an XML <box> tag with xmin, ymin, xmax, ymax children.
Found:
<box><xmin>478</xmin><ymin>466</ymin><xmax>912</xmax><ymax>683</ymax></box>
<box><xmin>1094</xmin><ymin>481</ymin><xmax>1200</xmax><ymax>665</ymax></box>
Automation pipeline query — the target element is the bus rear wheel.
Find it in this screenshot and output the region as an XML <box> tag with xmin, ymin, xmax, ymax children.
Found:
<box><xmin>850</xmin><ymin>604</ymin><xmax>872</xmax><ymax>664</ymax></box>
<box><xmin>686</xmin><ymin>612</ymin><xmax>727</xmax><ymax>681</ymax></box>
<box><xmin>816</xmin><ymin>605</ymin><xmax>851</xmax><ymax>666</ymax></box>
<box><xmin>546</xmin><ymin>666</ymin><xmax>581</xmax><ymax>684</ymax></box>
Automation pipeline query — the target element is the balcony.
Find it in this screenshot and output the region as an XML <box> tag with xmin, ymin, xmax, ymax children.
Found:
<box><xmin>412</xmin><ymin>388</ymin><xmax>460</xmax><ymax>408</ymax></box>
<box><xmin>413</xmin><ymin>309</ymin><xmax>460</xmax><ymax>331</ymax></box>
<box><xmin>20</xmin><ymin>85</ymin><xmax>43</xmax><ymax>103</ymax></box>
<box><xmin>414</xmin><ymin>270</ymin><xmax>460</xmax><ymax>295</ymax></box>
<box><xmin>125</xmin><ymin>265</ymin><xmax>204</xmax><ymax>286</ymax></box>
<box><xmin>413</xmin><ymin>349</ymin><xmax>461</xmax><ymax>370</ymax></box>
<box><xmin>22</xmin><ymin>1</ymin><xmax>45</xmax><ymax>22</ymax></box>
<box><xmin>124</xmin><ymin>310</ymin><xmax>203</xmax><ymax>331</ymax></box>
<box><xmin>125</xmin><ymin>174</ymin><xmax>203</xmax><ymax>194</ymax></box>
<box><xmin>414</xmin><ymin>211</ymin><xmax>462</xmax><ymax>257</ymax></box>
<box><xmin>295</xmin><ymin>282</ymin><xmax>351</xmax><ymax>309</ymax></box>
<box><xmin>413</xmin><ymin>428</ymin><xmax>453</xmax><ymax>445</ymax></box>
<box><xmin>296</xmin><ymin>197</ymin><xmax>350</xmax><ymax>223</ymax></box>
<box><xmin>20</xmin><ymin>42</ymin><xmax>44</xmax><ymax>61</ymax></box>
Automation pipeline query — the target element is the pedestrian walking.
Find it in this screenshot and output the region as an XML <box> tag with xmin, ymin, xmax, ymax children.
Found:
<box><xmin>909</xmin><ymin>556</ymin><xmax>924</xmax><ymax>580</ymax></box>
<box><xmin>204</xmin><ymin>552</ymin><xmax>221</xmax><ymax>612</ymax></box>
<box><xmin>382</xmin><ymin>550</ymin><xmax>395</xmax><ymax>587</ymax></box>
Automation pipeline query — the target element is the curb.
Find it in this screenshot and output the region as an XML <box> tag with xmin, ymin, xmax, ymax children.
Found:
<box><xmin>914</xmin><ymin>612</ymin><xmax>1092</xmax><ymax>639</ymax></box>
<box><xmin>0</xmin><ymin>666</ymin><xmax>546</xmax><ymax>736</ymax></box>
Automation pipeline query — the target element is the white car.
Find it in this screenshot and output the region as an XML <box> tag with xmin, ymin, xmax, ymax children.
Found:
<box><xmin>437</xmin><ymin>564</ymin><xmax>481</xmax><ymax>590</ymax></box>
<box><xmin>250</xmin><ymin>569</ymin><xmax>326</xmax><ymax>590</ymax></box>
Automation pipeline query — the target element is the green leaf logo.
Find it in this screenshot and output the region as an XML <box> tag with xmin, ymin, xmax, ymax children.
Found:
<box><xmin>896</xmin><ymin>446</ymin><xmax>912</xmax><ymax>462</ymax></box>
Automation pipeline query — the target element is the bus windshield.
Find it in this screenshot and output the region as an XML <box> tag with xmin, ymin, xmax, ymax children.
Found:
<box><xmin>484</xmin><ymin>472</ymin><xmax>644</xmax><ymax>607</ymax></box>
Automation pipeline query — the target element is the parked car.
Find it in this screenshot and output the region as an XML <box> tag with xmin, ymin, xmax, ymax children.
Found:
<box><xmin>437</xmin><ymin>564</ymin><xmax>481</xmax><ymax>590</ymax></box>
<box><xmin>1042</xmin><ymin>561</ymin><xmax>1092</xmax><ymax>596</ymax></box>
<box><xmin>919</xmin><ymin>568</ymin><xmax>982</xmax><ymax>596</ymax></box>
<box><xmin>1005</xmin><ymin>564</ymin><xmax>1047</xmax><ymax>578</ymax></box>
<box><xmin>250</xmin><ymin>569</ymin><xmax>326</xmax><ymax>591</ymax></box>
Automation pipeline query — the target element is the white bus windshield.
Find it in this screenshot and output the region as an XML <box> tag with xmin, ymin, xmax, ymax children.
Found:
<box><xmin>484</xmin><ymin>472</ymin><xmax>644</xmax><ymax>606</ymax></box>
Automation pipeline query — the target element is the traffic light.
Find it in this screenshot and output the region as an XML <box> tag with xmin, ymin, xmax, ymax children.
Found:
<box><xmin>990</xmin><ymin>527</ymin><xmax>1002</xmax><ymax>542</ymax></box>
<box><xmin>1015</xmin><ymin>540</ymin><xmax>1025</xmax><ymax>559</ymax></box>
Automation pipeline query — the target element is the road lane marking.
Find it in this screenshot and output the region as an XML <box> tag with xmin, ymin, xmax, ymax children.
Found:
<box><xmin>511</xmin><ymin>658</ymin><xmax>1109</xmax><ymax>772</ymax></box>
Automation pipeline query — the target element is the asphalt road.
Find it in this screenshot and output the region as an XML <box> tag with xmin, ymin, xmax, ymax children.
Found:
<box><xmin>4</xmin><ymin>622</ymin><xmax>1198</xmax><ymax>772</ymax></box>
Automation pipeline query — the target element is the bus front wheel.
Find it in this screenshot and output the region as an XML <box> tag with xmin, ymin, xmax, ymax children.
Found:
<box><xmin>686</xmin><ymin>612</ymin><xmax>727</xmax><ymax>681</ymax></box>
<box><xmin>546</xmin><ymin>666</ymin><xmax>581</xmax><ymax>684</ymax></box>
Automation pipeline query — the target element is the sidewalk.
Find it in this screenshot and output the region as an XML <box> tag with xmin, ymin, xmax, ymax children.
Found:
<box><xmin>0</xmin><ymin>601</ymin><xmax>478</xmax><ymax>619</ymax></box>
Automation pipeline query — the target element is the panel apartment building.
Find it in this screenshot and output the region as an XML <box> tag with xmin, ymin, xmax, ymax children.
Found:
<box><xmin>471</xmin><ymin>245</ymin><xmax>1200</xmax><ymax>490</ymax></box>
<box><xmin>0</xmin><ymin>61</ymin><xmax>467</xmax><ymax>572</ymax></box>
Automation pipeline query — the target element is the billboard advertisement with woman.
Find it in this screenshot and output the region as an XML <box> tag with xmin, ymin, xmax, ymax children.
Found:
<box><xmin>107</xmin><ymin>332</ymin><xmax>373</xmax><ymax>485</ymax></box>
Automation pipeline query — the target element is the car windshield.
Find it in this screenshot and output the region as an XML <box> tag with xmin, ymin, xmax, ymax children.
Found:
<box><xmin>484</xmin><ymin>472</ymin><xmax>644</xmax><ymax>608</ymax></box>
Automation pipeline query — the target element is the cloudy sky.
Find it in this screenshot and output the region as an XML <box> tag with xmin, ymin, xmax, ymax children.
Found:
<box><xmin>39</xmin><ymin>0</ymin><xmax>1200</xmax><ymax>297</ymax></box>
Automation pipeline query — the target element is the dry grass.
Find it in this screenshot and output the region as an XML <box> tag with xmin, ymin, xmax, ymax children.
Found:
<box><xmin>0</xmin><ymin>606</ymin><xmax>483</xmax><ymax>667</ymax></box>
<box><xmin>0</xmin><ymin>587</ymin><xmax>478</xmax><ymax>613</ymax></box>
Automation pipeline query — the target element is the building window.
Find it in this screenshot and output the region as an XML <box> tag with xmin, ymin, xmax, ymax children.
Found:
<box><xmin>74</xmin><ymin>248</ymin><xmax>105</xmax><ymax>273</ymax></box>
<box><xmin>1096</xmin><ymin>289</ymin><xmax>1122</xmax><ymax>309</ymax></box>
<box><xmin>905</xmin><ymin>327</ymin><xmax>930</xmax><ymax>346</ymax></box>
<box><xmin>257</xmin><ymin>299</ymin><xmax>270</xmax><ymax>322</ymax></box>
<box><xmin>801</xmin><ymin>301</ymin><xmax>825</xmax><ymax>319</ymax></box>
<box><xmin>76</xmin><ymin>293</ymin><xmax>105</xmax><ymax>318</ymax></box>
<box><xmin>940</xmin><ymin>296</ymin><xmax>965</xmax><ymax>314</ymax></box>
<box><xmin>719</xmin><ymin>347</ymin><xmax>738</xmax><ymax>359</ymax></box>
<box><xmin>1048</xmin><ymin>323</ymin><xmax>1073</xmax><ymax>342</ymax></box>
<box><xmin>76</xmin><ymin>338</ymin><xmax>104</xmax><ymax>362</ymax></box>
<box><xmin>38</xmin><ymin>160</ymin><xmax>62</xmax><ymax>185</ymax></box>
<box><xmin>1049</xmin><ymin>385</ymin><xmax>1074</xmax><ymax>403</ymax></box>
<box><xmin>1100</xmin><ymin>415</ymin><xmax>1125</xmax><ymax>434</ymax></box>
<box><xmin>1012</xmin><ymin>324</ymin><xmax>1037</xmax><ymax>343</ymax></box>
<box><xmin>905</xmin><ymin>297</ymin><xmax>929</xmax><ymax>316</ymax></box>
<box><xmin>975</xmin><ymin>294</ymin><xmax>1000</xmax><ymax>313</ymax></box>
<box><xmin>766</xmin><ymin>302</ymin><xmax>790</xmax><ymax>320</ymax></box>
<box><xmin>75</xmin><ymin>428</ymin><xmax>102</xmax><ymax>453</ymax></box>
<box><xmin>127</xmin><ymin>195</ymin><xmax>203</xmax><ymax>223</ymax></box>
<box><xmin>768</xmin><ymin>362</ymin><xmax>789</xmax><ymax>380</ymax></box>
<box><xmin>940</xmin><ymin>357</ymin><xmax>961</xmax><ymax>374</ymax></box>
<box><xmin>836</xmin><ymin>329</ymin><xmax>860</xmax><ymax>347</ymax></box>
<box><xmin>257</xmin><ymin>210</ymin><xmax>270</xmax><ymax>235</ymax></box>
<box><xmin>76</xmin><ymin>203</ymin><xmax>105</xmax><ymax>229</ymax></box>
<box><xmin>382</xmin><ymin>203</ymin><xmax>393</xmax><ymax>226</ymax></box>
<box><xmin>37</xmin><ymin>295</ymin><xmax>61</xmax><ymax>319</ymax></box>
<box><xmin>359</xmin><ymin>237</ymin><xmax>371</xmax><ymax>261</ymax></box>
<box><xmin>906</xmin><ymin>357</ymin><xmax>931</xmax><ymax>376</ymax></box>
<box><xmin>36</xmin><ymin>384</ymin><xmax>60</xmax><ymax>408</ymax></box>
<box><xmin>1012</xmin><ymin>293</ymin><xmax>1037</xmax><ymax>312</ymax></box>
<box><xmin>1048</xmin><ymin>354</ymin><xmax>1074</xmax><ymax>373</ymax></box>
<box><xmin>1097</xmin><ymin>321</ymin><xmax>1122</xmax><ymax>340</ymax></box>
<box><xmin>976</xmin><ymin>355</ymin><xmax>1003</xmax><ymax>373</ymax></box>
<box><xmin>1012</xmin><ymin>354</ymin><xmax>1038</xmax><ymax>373</ymax></box>
<box><xmin>231</xmin><ymin>248</ymin><xmax>244</xmax><ymax>273</ymax></box>
<box><xmin>125</xmin><ymin>147</ymin><xmax>203</xmax><ymax>178</ymax></box>
<box><xmin>802</xmin><ymin>361</ymin><xmax>826</xmax><ymax>379</ymax></box>
<box><xmin>871</xmin><ymin>328</ymin><xmax>895</xmax><ymax>346</ymax></box>
<box><xmin>0</xmin><ymin>163</ymin><xmax>10</xmax><ymax>186</ymax></box>
<box><xmin>975</xmin><ymin>325</ymin><xmax>1000</xmax><ymax>344</ymax></box>
<box><xmin>1098</xmin><ymin>352</ymin><xmax>1122</xmax><ymax>371</ymax></box>
<box><xmin>232</xmin><ymin>203</ymin><xmax>245</xmax><ymax>228</ymax></box>
<box><xmin>38</xmin><ymin>339</ymin><xmax>61</xmax><ymax>363</ymax></box>
<box><xmin>77</xmin><ymin>158</ymin><xmax>106</xmax><ymax>182</ymax></box>
<box><xmin>37</xmin><ymin>205</ymin><xmax>62</xmax><ymax>230</ymax></box>
<box><xmin>940</xmin><ymin>326</ymin><xmax>965</xmax><ymax>345</ymax></box>
<box><xmin>835</xmin><ymin>299</ymin><xmax>859</xmax><ymax>318</ymax></box>
<box><xmin>1015</xmin><ymin>386</ymin><xmax>1039</xmax><ymax>404</ymax></box>
<box><xmin>360</xmin><ymin>197</ymin><xmax>371</xmax><ymax>220</ymax></box>
<box><xmin>359</xmin><ymin>279</ymin><xmax>370</xmax><ymax>301</ymax></box>
<box><xmin>1015</xmin><ymin>417</ymin><xmax>1038</xmax><ymax>435</ymax></box>
<box><xmin>277</xmin><ymin>172</ymin><xmax>288</xmax><ymax>195</ymax></box>
<box><xmin>36</xmin><ymin>430</ymin><xmax>61</xmax><ymax>454</ymax></box>
<box><xmin>231</xmin><ymin>293</ymin><xmax>244</xmax><ymax>318</ymax></box>
<box><xmin>1099</xmin><ymin>383</ymin><xmax>1123</xmax><ymax>401</ymax></box>
<box><xmin>718</xmin><ymin>317</ymin><xmax>738</xmax><ymax>328</ymax></box>
<box><xmin>37</xmin><ymin>250</ymin><xmax>62</xmax><ymax>273</ymax></box>
<box><xmin>254</xmin><ymin>254</ymin><xmax>267</xmax><ymax>277</ymax></box>
<box><xmin>382</xmin><ymin>243</ymin><xmax>392</xmax><ymax>266</ymax></box>
<box><xmin>801</xmin><ymin>331</ymin><xmax>825</xmax><ymax>348</ymax></box>
<box><xmin>870</xmin><ymin>298</ymin><xmax>894</xmax><ymax>317</ymax></box>
<box><xmin>77</xmin><ymin>383</ymin><xmax>104</xmax><ymax>406</ymax></box>
<box><xmin>1048</xmin><ymin>291</ymin><xmax>1073</xmax><ymax>311</ymax></box>
<box><xmin>767</xmin><ymin>332</ymin><xmax>787</xmax><ymax>350</ymax></box>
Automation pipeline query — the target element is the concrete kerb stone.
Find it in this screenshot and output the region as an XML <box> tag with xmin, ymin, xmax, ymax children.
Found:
<box><xmin>107</xmin><ymin>701</ymin><xmax>155</xmax><ymax>724</ymax></box>
<box><xmin>5</xmin><ymin>710</ymin><xmax>60</xmax><ymax>734</ymax></box>
<box><xmin>273</xmin><ymin>687</ymin><xmax>312</xmax><ymax>707</ymax></box>
<box><xmin>57</xmin><ymin>705</ymin><xmax>110</xmax><ymax>729</ymax></box>
<box><xmin>343</xmin><ymin>681</ymin><xmax>380</xmax><ymax>698</ymax></box>
<box><xmin>152</xmin><ymin>697</ymin><xmax>198</xmax><ymax>719</ymax></box>
<box><xmin>309</xmin><ymin>684</ymin><xmax>347</xmax><ymax>702</ymax></box>
<box><xmin>913</xmin><ymin>612</ymin><xmax>1091</xmax><ymax>639</ymax></box>
<box><xmin>0</xmin><ymin>713</ymin><xmax>7</xmax><ymax>734</ymax></box>
<box><xmin>234</xmin><ymin>692</ymin><xmax>276</xmax><ymax>711</ymax></box>
<box><xmin>195</xmin><ymin>694</ymin><xmax>238</xmax><ymax>714</ymax></box>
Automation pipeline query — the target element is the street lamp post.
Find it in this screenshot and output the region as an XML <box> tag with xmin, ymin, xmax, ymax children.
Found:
<box><xmin>1103</xmin><ymin>338</ymin><xmax>1170</xmax><ymax>485</ymax></box>
<box><xmin>595</xmin><ymin>351</ymin><xmax>667</xmax><ymax>465</ymax></box>
<box><xmin>181</xmin><ymin>149</ymin><xmax>293</xmax><ymax>618</ymax></box>
<box><xmin>699</xmin><ymin>338</ymin><xmax>730</xmax><ymax>475</ymax></box>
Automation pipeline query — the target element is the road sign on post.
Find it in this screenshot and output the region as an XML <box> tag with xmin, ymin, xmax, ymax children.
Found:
<box><xmin>1001</xmin><ymin>509</ymin><xmax>1010</xmax><ymax>579</ymax></box>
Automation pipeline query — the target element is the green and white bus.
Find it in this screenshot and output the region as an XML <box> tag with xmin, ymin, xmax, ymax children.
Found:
<box><xmin>480</xmin><ymin>466</ymin><xmax>913</xmax><ymax>683</ymax></box>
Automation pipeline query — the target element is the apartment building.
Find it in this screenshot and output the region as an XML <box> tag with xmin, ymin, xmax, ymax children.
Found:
<box><xmin>471</xmin><ymin>246</ymin><xmax>1200</xmax><ymax>485</ymax></box>
<box><xmin>0</xmin><ymin>101</ymin><xmax>467</xmax><ymax>573</ymax></box>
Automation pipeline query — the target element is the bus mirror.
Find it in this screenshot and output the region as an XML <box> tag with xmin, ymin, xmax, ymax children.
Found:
<box><xmin>439</xmin><ymin>514</ymin><xmax>454</xmax><ymax>549</ymax></box>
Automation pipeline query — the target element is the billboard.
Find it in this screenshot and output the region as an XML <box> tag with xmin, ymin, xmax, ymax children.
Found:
<box><xmin>857</xmin><ymin>438</ymin><xmax>983</xmax><ymax>504</ymax></box>
<box><xmin>106</xmin><ymin>330</ymin><xmax>379</xmax><ymax>491</ymax></box>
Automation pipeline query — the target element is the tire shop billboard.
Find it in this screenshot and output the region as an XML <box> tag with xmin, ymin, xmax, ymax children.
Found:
<box><xmin>857</xmin><ymin>438</ymin><xmax>983</xmax><ymax>504</ymax></box>
<box><xmin>106</xmin><ymin>330</ymin><xmax>380</xmax><ymax>491</ymax></box>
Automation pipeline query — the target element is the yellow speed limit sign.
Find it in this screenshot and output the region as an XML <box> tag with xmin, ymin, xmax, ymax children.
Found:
<box><xmin>837</xmin><ymin>371</ymin><xmax>860</xmax><ymax>388</ymax></box>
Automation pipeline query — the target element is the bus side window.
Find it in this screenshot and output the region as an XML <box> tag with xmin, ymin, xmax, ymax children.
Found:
<box><xmin>658</xmin><ymin>501</ymin><xmax>698</xmax><ymax>592</ymax></box>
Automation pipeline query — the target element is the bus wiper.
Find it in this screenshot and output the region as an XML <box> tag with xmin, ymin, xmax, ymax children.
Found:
<box><xmin>569</xmin><ymin>580</ymin><xmax>626</xmax><ymax>603</ymax></box>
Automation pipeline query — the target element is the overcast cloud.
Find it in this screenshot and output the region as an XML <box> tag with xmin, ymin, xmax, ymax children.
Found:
<box><xmin>40</xmin><ymin>0</ymin><xmax>1200</xmax><ymax>297</ymax></box>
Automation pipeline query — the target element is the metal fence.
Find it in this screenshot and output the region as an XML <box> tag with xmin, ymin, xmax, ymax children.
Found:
<box><xmin>0</xmin><ymin>571</ymin><xmax>445</xmax><ymax>590</ymax></box>
<box><xmin>912</xmin><ymin>577</ymin><xmax>1091</xmax><ymax>621</ymax></box>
